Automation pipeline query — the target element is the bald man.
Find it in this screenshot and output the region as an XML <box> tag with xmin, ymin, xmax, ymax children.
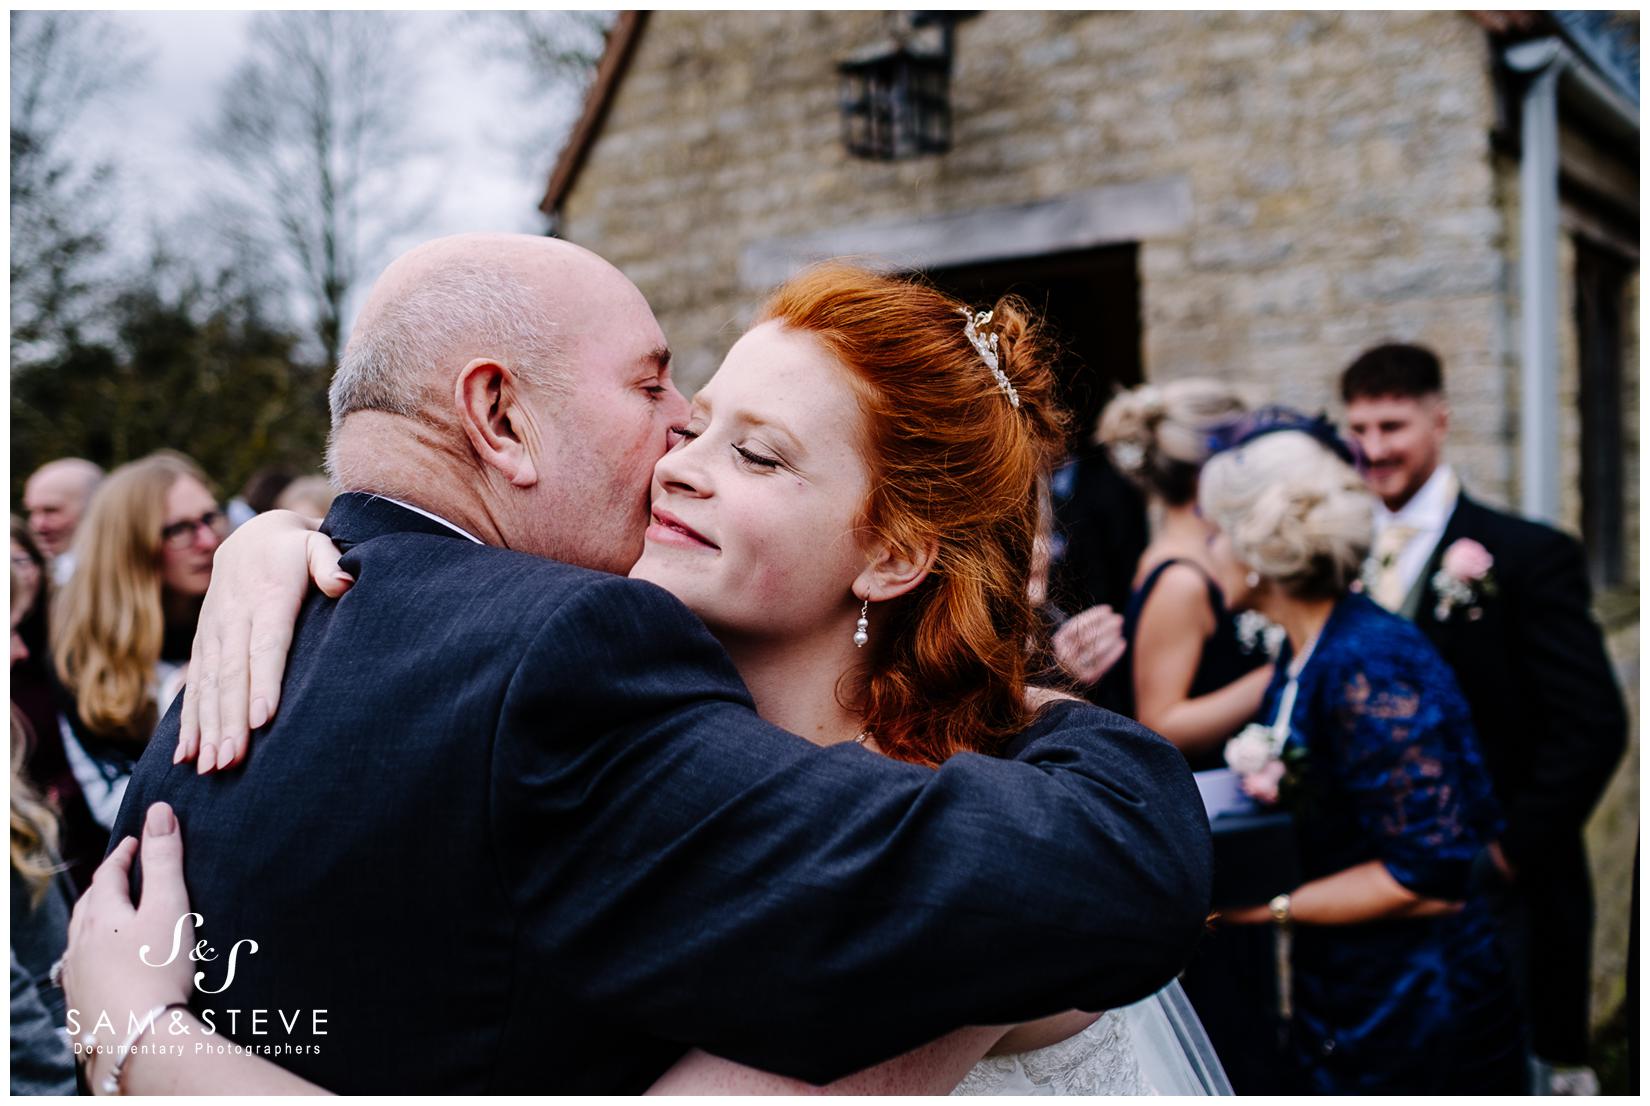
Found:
<box><xmin>23</xmin><ymin>458</ymin><xmax>102</xmax><ymax>581</ymax></box>
<box><xmin>109</xmin><ymin>235</ymin><xmax>1210</xmax><ymax>1093</ymax></box>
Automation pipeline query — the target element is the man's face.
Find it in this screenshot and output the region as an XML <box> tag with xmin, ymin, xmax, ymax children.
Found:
<box><xmin>1344</xmin><ymin>393</ymin><xmax>1448</xmax><ymax>510</ymax></box>
<box><xmin>24</xmin><ymin>470</ymin><xmax>90</xmax><ymax>557</ymax></box>
<box><xmin>525</xmin><ymin>284</ymin><xmax>688</xmax><ymax>575</ymax></box>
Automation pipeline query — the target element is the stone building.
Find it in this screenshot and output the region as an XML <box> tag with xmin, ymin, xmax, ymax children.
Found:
<box><xmin>543</xmin><ymin>10</ymin><xmax>1638</xmax><ymax>1032</ymax></box>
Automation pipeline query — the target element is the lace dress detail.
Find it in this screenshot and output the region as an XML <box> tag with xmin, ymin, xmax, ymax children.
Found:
<box><xmin>953</xmin><ymin>981</ymin><xmax>1230</xmax><ymax>1096</ymax></box>
<box><xmin>953</xmin><ymin>1010</ymin><xmax>1151</xmax><ymax>1096</ymax></box>
<box><xmin>1274</xmin><ymin>594</ymin><xmax>1503</xmax><ymax>898</ymax></box>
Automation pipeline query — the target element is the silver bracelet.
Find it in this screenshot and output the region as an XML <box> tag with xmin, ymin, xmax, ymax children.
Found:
<box><xmin>87</xmin><ymin>1002</ymin><xmax>188</xmax><ymax>1095</ymax></box>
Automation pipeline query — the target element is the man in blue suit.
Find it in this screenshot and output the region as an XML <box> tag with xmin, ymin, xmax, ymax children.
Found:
<box><xmin>106</xmin><ymin>234</ymin><xmax>1211</xmax><ymax>1093</ymax></box>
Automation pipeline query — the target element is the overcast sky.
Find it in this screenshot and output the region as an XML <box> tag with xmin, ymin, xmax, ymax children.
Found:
<box><xmin>79</xmin><ymin>11</ymin><xmax>584</xmax><ymax>297</ymax></box>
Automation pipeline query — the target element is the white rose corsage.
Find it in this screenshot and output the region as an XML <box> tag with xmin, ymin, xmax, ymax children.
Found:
<box><xmin>1225</xmin><ymin>722</ymin><xmax>1292</xmax><ymax>806</ymax></box>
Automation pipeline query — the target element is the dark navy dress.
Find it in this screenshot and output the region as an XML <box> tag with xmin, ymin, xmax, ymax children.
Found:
<box><xmin>1101</xmin><ymin>558</ymin><xmax>1267</xmax><ymax>769</ymax></box>
<box><xmin>1260</xmin><ymin>593</ymin><xmax>1525</xmax><ymax>1093</ymax></box>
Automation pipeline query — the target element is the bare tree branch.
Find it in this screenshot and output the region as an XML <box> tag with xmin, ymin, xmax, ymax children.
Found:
<box><xmin>10</xmin><ymin>11</ymin><xmax>147</xmax><ymax>362</ymax></box>
<box><xmin>198</xmin><ymin>11</ymin><xmax>428</xmax><ymax>369</ymax></box>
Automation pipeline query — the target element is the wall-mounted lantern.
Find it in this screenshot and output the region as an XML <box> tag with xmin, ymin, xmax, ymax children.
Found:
<box><xmin>838</xmin><ymin>13</ymin><xmax>972</xmax><ymax>161</ymax></box>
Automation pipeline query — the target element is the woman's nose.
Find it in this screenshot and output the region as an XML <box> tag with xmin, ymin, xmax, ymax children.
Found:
<box><xmin>655</xmin><ymin>435</ymin><xmax>711</xmax><ymax>496</ymax></box>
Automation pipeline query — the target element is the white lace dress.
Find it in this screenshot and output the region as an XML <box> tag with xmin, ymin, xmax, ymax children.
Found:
<box><xmin>952</xmin><ymin>982</ymin><xmax>1230</xmax><ymax>1096</ymax></box>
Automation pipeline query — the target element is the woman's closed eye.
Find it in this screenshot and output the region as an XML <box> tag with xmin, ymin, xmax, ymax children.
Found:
<box><xmin>732</xmin><ymin>443</ymin><xmax>781</xmax><ymax>470</ymax></box>
<box><xmin>670</xmin><ymin>425</ymin><xmax>782</xmax><ymax>470</ymax></box>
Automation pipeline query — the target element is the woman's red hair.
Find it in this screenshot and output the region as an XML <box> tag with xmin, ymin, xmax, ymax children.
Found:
<box><xmin>757</xmin><ymin>264</ymin><xmax>1068</xmax><ymax>767</ymax></box>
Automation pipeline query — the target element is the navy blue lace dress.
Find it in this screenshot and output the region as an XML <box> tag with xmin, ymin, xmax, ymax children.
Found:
<box><xmin>1260</xmin><ymin>593</ymin><xmax>1525</xmax><ymax>1093</ymax></box>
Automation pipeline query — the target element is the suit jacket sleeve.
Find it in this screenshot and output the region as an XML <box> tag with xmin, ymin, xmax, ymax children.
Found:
<box><xmin>1501</xmin><ymin>527</ymin><xmax>1627</xmax><ymax>864</ymax></box>
<box><xmin>491</xmin><ymin>575</ymin><xmax>1211</xmax><ymax>1083</ymax></box>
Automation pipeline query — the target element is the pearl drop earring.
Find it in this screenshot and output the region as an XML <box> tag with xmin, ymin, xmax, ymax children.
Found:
<box><xmin>1246</xmin><ymin>571</ymin><xmax>1261</xmax><ymax>589</ymax></box>
<box><xmin>853</xmin><ymin>598</ymin><xmax>870</xmax><ymax>648</ymax></box>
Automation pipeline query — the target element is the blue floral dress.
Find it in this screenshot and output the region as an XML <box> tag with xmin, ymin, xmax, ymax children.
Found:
<box><xmin>1259</xmin><ymin>593</ymin><xmax>1525</xmax><ymax>1093</ymax></box>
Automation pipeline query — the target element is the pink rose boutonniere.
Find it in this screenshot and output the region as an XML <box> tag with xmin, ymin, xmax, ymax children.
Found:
<box><xmin>1431</xmin><ymin>538</ymin><xmax>1497</xmax><ymax>622</ymax></box>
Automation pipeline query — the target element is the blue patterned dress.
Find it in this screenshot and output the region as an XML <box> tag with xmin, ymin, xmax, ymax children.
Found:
<box><xmin>1259</xmin><ymin>593</ymin><xmax>1525</xmax><ymax>1093</ymax></box>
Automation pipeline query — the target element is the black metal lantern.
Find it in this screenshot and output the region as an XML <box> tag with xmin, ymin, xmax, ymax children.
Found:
<box><xmin>838</xmin><ymin>42</ymin><xmax>951</xmax><ymax>160</ymax></box>
<box><xmin>838</xmin><ymin>14</ymin><xmax>971</xmax><ymax>161</ymax></box>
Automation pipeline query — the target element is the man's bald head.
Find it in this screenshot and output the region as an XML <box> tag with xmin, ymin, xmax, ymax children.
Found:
<box><xmin>24</xmin><ymin>458</ymin><xmax>104</xmax><ymax>557</ymax></box>
<box><xmin>329</xmin><ymin>233</ymin><xmax>641</xmax><ymax>429</ymax></box>
<box><xmin>321</xmin><ymin>233</ymin><xmax>682</xmax><ymax>569</ymax></box>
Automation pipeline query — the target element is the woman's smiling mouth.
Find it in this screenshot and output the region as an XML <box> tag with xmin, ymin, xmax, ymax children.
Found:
<box><xmin>647</xmin><ymin>507</ymin><xmax>720</xmax><ymax>551</ymax></box>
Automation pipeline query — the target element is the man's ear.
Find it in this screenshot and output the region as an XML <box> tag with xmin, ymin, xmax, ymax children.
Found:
<box><xmin>852</xmin><ymin>536</ymin><xmax>940</xmax><ymax>603</ymax></box>
<box><xmin>456</xmin><ymin>358</ymin><xmax>541</xmax><ymax>488</ymax></box>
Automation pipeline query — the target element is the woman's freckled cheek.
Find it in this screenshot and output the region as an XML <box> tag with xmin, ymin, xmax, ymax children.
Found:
<box><xmin>746</xmin><ymin>553</ymin><xmax>791</xmax><ymax>607</ymax></box>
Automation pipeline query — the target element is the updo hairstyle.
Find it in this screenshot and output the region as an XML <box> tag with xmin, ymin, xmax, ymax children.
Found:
<box><xmin>1197</xmin><ymin>430</ymin><xmax>1375</xmax><ymax>600</ymax></box>
<box><xmin>1096</xmin><ymin>379</ymin><xmax>1247</xmax><ymax>505</ymax></box>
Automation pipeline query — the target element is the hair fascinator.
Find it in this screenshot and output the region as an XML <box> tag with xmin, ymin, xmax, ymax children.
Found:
<box><xmin>1206</xmin><ymin>406</ymin><xmax>1361</xmax><ymax>468</ymax></box>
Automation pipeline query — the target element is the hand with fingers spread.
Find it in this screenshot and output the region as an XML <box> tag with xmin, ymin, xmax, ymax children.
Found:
<box><xmin>1051</xmin><ymin>603</ymin><xmax>1127</xmax><ymax>687</ymax></box>
<box><xmin>177</xmin><ymin>510</ymin><xmax>352</xmax><ymax>774</ymax></box>
<box><xmin>62</xmin><ymin>804</ymin><xmax>195</xmax><ymax>1028</ymax></box>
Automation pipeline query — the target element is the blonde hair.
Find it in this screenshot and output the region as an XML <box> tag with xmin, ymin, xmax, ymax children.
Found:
<box><xmin>51</xmin><ymin>451</ymin><xmax>212</xmax><ymax>744</ymax></box>
<box><xmin>13</xmin><ymin>565</ymin><xmax>61</xmax><ymax>905</ymax></box>
<box><xmin>1097</xmin><ymin>379</ymin><xmax>1247</xmax><ymax>505</ymax></box>
<box><xmin>1198</xmin><ymin>431</ymin><xmax>1375</xmax><ymax>599</ymax></box>
<box><xmin>273</xmin><ymin>474</ymin><xmax>335</xmax><ymax>518</ymax></box>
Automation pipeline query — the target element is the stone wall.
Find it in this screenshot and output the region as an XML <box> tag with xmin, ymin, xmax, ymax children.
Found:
<box><xmin>563</xmin><ymin>10</ymin><xmax>1515</xmax><ymax>493</ymax></box>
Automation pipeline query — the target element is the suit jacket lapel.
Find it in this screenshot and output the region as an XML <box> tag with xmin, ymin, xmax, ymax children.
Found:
<box><xmin>1408</xmin><ymin>494</ymin><xmax>1474</xmax><ymax>629</ymax></box>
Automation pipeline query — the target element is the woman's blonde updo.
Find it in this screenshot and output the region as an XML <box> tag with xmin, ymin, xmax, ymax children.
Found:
<box><xmin>1096</xmin><ymin>379</ymin><xmax>1247</xmax><ymax>505</ymax></box>
<box><xmin>1198</xmin><ymin>430</ymin><xmax>1376</xmax><ymax>600</ymax></box>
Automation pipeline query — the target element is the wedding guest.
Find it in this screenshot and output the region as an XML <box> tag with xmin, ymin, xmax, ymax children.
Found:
<box><xmin>10</xmin><ymin>519</ymin><xmax>103</xmax><ymax>893</ymax></box>
<box><xmin>1203</xmin><ymin>418</ymin><xmax>1524</xmax><ymax>1094</ymax></box>
<box><xmin>23</xmin><ymin>458</ymin><xmax>103</xmax><ymax>585</ymax></box>
<box><xmin>1342</xmin><ymin>343</ymin><xmax>1626</xmax><ymax>1093</ymax></box>
<box><xmin>1046</xmin><ymin>439</ymin><xmax>1149</xmax><ymax>641</ymax></box>
<box><xmin>11</xmin><ymin>568</ymin><xmax>77</xmax><ymax>1095</ymax></box>
<box><xmin>224</xmin><ymin>466</ymin><xmax>295</xmax><ymax>530</ymax></box>
<box><xmin>51</xmin><ymin>452</ymin><xmax>225</xmax><ymax>827</ymax></box>
<box><xmin>273</xmin><ymin>474</ymin><xmax>335</xmax><ymax>519</ymax></box>
<box><xmin>10</xmin><ymin>518</ymin><xmax>54</xmax><ymax>740</ymax></box>
<box><xmin>1091</xmin><ymin>380</ymin><xmax>1270</xmax><ymax>768</ymax></box>
<box><xmin>1038</xmin><ymin>479</ymin><xmax>1127</xmax><ymax>689</ymax></box>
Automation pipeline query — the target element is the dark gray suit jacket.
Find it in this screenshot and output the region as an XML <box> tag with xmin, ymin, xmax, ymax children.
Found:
<box><xmin>113</xmin><ymin>493</ymin><xmax>1211</xmax><ymax>1093</ymax></box>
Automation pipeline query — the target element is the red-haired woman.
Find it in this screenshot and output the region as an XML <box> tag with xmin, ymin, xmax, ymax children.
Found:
<box><xmin>64</xmin><ymin>265</ymin><xmax>1224</xmax><ymax>1094</ymax></box>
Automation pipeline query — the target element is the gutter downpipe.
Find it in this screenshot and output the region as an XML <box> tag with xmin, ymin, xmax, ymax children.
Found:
<box><xmin>1501</xmin><ymin>37</ymin><xmax>1639</xmax><ymax>523</ymax></box>
<box><xmin>1504</xmin><ymin>38</ymin><xmax>1565</xmax><ymax>524</ymax></box>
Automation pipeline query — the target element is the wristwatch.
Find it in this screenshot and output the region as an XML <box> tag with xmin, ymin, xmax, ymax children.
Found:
<box><xmin>1268</xmin><ymin>892</ymin><xmax>1293</xmax><ymax>925</ymax></box>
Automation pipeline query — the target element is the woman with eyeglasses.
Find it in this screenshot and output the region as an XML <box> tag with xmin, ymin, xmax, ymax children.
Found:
<box><xmin>50</xmin><ymin>451</ymin><xmax>227</xmax><ymax>827</ymax></box>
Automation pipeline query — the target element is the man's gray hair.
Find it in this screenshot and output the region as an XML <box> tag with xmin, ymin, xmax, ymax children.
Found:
<box><xmin>329</xmin><ymin>260</ymin><xmax>566</xmax><ymax>428</ymax></box>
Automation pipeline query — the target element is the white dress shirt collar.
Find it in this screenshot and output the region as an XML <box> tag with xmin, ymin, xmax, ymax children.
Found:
<box><xmin>371</xmin><ymin>495</ymin><xmax>485</xmax><ymax>545</ymax></box>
